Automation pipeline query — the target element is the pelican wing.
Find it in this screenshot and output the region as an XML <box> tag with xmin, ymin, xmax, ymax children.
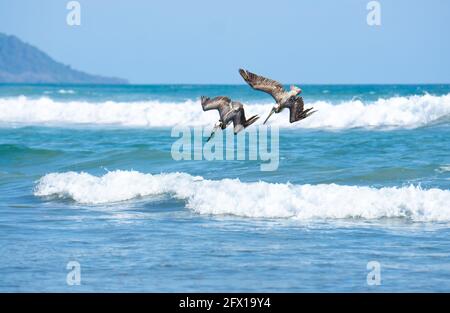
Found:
<box><xmin>200</xmin><ymin>96</ymin><xmax>231</xmax><ymax>111</ymax></box>
<box><xmin>231</xmin><ymin>105</ymin><xmax>246</xmax><ymax>134</ymax></box>
<box><xmin>239</xmin><ymin>69</ymin><xmax>286</xmax><ymax>103</ymax></box>
<box><xmin>288</xmin><ymin>96</ymin><xmax>305</xmax><ymax>123</ymax></box>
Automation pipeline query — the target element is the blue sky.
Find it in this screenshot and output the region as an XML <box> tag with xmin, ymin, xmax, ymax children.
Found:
<box><xmin>1</xmin><ymin>0</ymin><xmax>449</xmax><ymax>84</ymax></box>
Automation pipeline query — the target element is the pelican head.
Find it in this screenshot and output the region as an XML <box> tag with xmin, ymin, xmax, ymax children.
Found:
<box><xmin>290</xmin><ymin>85</ymin><xmax>302</xmax><ymax>95</ymax></box>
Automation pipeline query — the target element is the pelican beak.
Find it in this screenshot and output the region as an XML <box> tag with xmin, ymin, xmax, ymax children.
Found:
<box><xmin>206</xmin><ymin>131</ymin><xmax>215</xmax><ymax>142</ymax></box>
<box><xmin>206</xmin><ymin>124</ymin><xmax>220</xmax><ymax>142</ymax></box>
<box><xmin>263</xmin><ymin>108</ymin><xmax>276</xmax><ymax>125</ymax></box>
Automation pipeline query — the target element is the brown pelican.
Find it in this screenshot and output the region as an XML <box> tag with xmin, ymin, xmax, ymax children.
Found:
<box><xmin>200</xmin><ymin>96</ymin><xmax>259</xmax><ymax>141</ymax></box>
<box><xmin>239</xmin><ymin>69</ymin><xmax>316</xmax><ymax>124</ymax></box>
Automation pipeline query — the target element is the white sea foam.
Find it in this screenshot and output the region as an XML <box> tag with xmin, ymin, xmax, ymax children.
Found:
<box><xmin>58</xmin><ymin>89</ymin><xmax>76</xmax><ymax>94</ymax></box>
<box><xmin>437</xmin><ymin>165</ymin><xmax>450</xmax><ymax>173</ymax></box>
<box><xmin>34</xmin><ymin>170</ymin><xmax>450</xmax><ymax>221</ymax></box>
<box><xmin>1</xmin><ymin>93</ymin><xmax>450</xmax><ymax>129</ymax></box>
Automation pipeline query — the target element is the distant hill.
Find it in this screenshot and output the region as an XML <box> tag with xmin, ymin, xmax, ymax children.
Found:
<box><xmin>0</xmin><ymin>33</ymin><xmax>128</xmax><ymax>84</ymax></box>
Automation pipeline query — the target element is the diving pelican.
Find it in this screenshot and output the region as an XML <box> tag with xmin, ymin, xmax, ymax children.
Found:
<box><xmin>200</xmin><ymin>96</ymin><xmax>259</xmax><ymax>141</ymax></box>
<box><xmin>239</xmin><ymin>69</ymin><xmax>316</xmax><ymax>124</ymax></box>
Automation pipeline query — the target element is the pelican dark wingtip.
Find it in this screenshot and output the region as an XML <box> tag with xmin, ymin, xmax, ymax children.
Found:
<box><xmin>200</xmin><ymin>96</ymin><xmax>209</xmax><ymax>111</ymax></box>
<box><xmin>244</xmin><ymin>115</ymin><xmax>260</xmax><ymax>128</ymax></box>
<box><xmin>239</xmin><ymin>68</ymin><xmax>249</xmax><ymax>81</ymax></box>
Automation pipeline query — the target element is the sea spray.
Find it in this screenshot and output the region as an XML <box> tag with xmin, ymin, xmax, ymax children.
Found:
<box><xmin>1</xmin><ymin>93</ymin><xmax>450</xmax><ymax>129</ymax></box>
<box><xmin>34</xmin><ymin>170</ymin><xmax>450</xmax><ymax>221</ymax></box>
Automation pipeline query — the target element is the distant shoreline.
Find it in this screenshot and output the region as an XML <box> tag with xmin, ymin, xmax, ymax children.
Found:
<box><xmin>0</xmin><ymin>33</ymin><xmax>128</xmax><ymax>84</ymax></box>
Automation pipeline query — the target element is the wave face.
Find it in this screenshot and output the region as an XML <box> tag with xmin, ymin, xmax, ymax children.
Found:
<box><xmin>2</xmin><ymin>94</ymin><xmax>450</xmax><ymax>129</ymax></box>
<box><xmin>34</xmin><ymin>171</ymin><xmax>450</xmax><ymax>221</ymax></box>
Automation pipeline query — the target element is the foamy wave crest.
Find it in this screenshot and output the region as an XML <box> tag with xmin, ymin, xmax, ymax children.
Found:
<box><xmin>34</xmin><ymin>170</ymin><xmax>450</xmax><ymax>221</ymax></box>
<box><xmin>58</xmin><ymin>89</ymin><xmax>76</xmax><ymax>94</ymax></box>
<box><xmin>1</xmin><ymin>94</ymin><xmax>450</xmax><ymax>129</ymax></box>
<box><xmin>437</xmin><ymin>165</ymin><xmax>450</xmax><ymax>173</ymax></box>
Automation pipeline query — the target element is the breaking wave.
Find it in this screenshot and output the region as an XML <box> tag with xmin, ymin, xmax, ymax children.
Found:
<box><xmin>1</xmin><ymin>93</ymin><xmax>450</xmax><ymax>129</ymax></box>
<box><xmin>437</xmin><ymin>165</ymin><xmax>450</xmax><ymax>173</ymax></box>
<box><xmin>34</xmin><ymin>170</ymin><xmax>450</xmax><ymax>221</ymax></box>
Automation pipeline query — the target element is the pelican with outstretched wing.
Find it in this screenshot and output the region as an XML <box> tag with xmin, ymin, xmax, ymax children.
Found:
<box><xmin>239</xmin><ymin>69</ymin><xmax>316</xmax><ymax>124</ymax></box>
<box><xmin>200</xmin><ymin>96</ymin><xmax>259</xmax><ymax>141</ymax></box>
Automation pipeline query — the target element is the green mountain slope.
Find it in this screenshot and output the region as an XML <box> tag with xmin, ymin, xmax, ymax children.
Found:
<box><xmin>0</xmin><ymin>33</ymin><xmax>128</xmax><ymax>84</ymax></box>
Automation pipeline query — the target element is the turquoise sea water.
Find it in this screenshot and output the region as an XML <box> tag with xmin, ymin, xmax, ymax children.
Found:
<box><xmin>1</xmin><ymin>84</ymin><xmax>450</xmax><ymax>291</ymax></box>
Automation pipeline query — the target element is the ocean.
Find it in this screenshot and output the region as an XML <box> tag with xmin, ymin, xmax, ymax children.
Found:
<box><xmin>0</xmin><ymin>84</ymin><xmax>449</xmax><ymax>291</ymax></box>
